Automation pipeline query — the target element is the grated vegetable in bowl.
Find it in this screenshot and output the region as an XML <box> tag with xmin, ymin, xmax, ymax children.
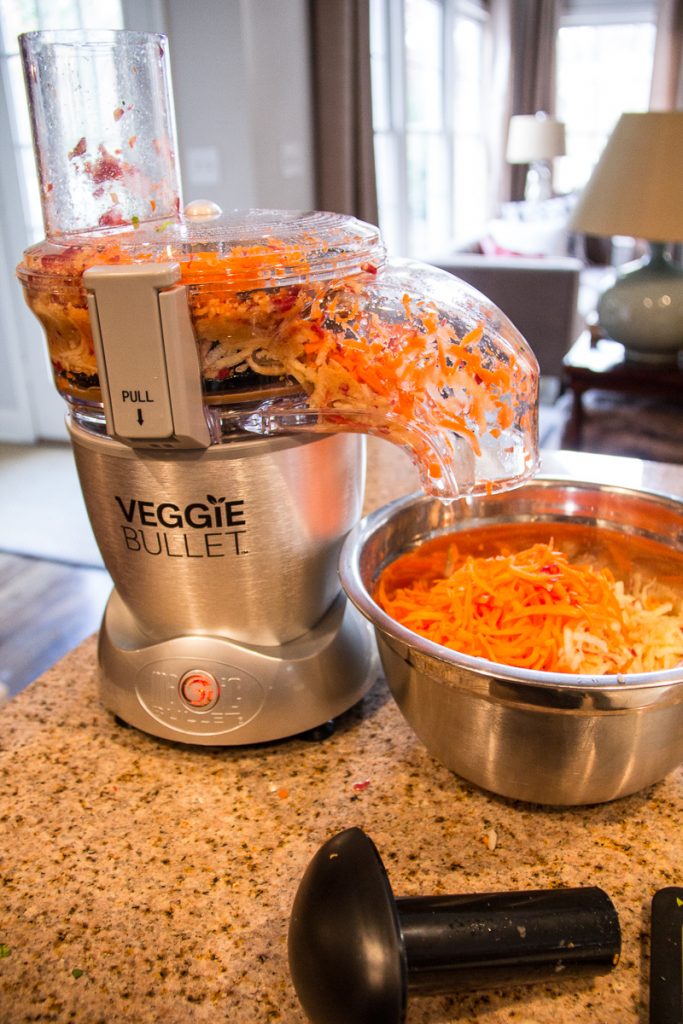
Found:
<box><xmin>376</xmin><ymin>534</ymin><xmax>683</xmax><ymax>675</ymax></box>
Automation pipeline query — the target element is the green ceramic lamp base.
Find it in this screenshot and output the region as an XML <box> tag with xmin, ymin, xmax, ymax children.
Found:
<box><xmin>598</xmin><ymin>243</ymin><xmax>683</xmax><ymax>364</ymax></box>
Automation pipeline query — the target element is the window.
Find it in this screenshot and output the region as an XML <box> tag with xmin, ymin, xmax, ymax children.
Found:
<box><xmin>370</xmin><ymin>0</ymin><xmax>489</xmax><ymax>257</ymax></box>
<box><xmin>0</xmin><ymin>0</ymin><xmax>124</xmax><ymax>243</ymax></box>
<box><xmin>555</xmin><ymin>1</ymin><xmax>656</xmax><ymax>193</ymax></box>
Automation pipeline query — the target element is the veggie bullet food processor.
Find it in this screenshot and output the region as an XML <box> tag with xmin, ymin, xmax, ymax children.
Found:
<box><xmin>16</xmin><ymin>30</ymin><xmax>539</xmax><ymax>745</ymax></box>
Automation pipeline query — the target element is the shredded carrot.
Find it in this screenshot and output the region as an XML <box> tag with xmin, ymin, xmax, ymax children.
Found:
<box><xmin>376</xmin><ymin>538</ymin><xmax>683</xmax><ymax>675</ymax></box>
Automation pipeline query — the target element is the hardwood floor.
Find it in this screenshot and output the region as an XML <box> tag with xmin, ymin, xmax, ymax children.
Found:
<box><xmin>0</xmin><ymin>552</ymin><xmax>111</xmax><ymax>699</ymax></box>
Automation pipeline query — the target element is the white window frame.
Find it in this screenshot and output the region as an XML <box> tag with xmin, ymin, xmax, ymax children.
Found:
<box><xmin>560</xmin><ymin>0</ymin><xmax>655</xmax><ymax>26</ymax></box>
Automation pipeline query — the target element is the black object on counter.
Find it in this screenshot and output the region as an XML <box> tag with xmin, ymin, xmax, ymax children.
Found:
<box><xmin>288</xmin><ymin>827</ymin><xmax>621</xmax><ymax>1024</ymax></box>
<box><xmin>650</xmin><ymin>887</ymin><xmax>683</xmax><ymax>1024</ymax></box>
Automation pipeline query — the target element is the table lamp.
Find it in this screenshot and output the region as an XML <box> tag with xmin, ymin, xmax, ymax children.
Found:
<box><xmin>506</xmin><ymin>112</ymin><xmax>566</xmax><ymax>202</ymax></box>
<box><xmin>569</xmin><ymin>111</ymin><xmax>683</xmax><ymax>363</ymax></box>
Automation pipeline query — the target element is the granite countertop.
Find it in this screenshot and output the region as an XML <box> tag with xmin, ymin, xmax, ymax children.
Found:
<box><xmin>1</xmin><ymin>441</ymin><xmax>682</xmax><ymax>1024</ymax></box>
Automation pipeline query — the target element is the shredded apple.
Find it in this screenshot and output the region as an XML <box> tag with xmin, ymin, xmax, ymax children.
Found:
<box><xmin>376</xmin><ymin>534</ymin><xmax>683</xmax><ymax>675</ymax></box>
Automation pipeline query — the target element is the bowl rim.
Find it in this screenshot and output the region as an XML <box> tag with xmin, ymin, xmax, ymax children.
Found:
<box><xmin>340</xmin><ymin>476</ymin><xmax>683</xmax><ymax>691</ymax></box>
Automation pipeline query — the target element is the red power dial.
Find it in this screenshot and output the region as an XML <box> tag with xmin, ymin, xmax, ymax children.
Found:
<box><xmin>179</xmin><ymin>669</ymin><xmax>219</xmax><ymax>710</ymax></box>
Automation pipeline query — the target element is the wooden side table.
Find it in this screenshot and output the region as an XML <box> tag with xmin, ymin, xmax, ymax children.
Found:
<box><xmin>560</xmin><ymin>330</ymin><xmax>683</xmax><ymax>448</ymax></box>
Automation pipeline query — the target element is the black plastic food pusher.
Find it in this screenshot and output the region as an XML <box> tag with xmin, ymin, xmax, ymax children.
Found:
<box><xmin>288</xmin><ymin>827</ymin><xmax>621</xmax><ymax>1024</ymax></box>
<box><xmin>649</xmin><ymin>887</ymin><xmax>683</xmax><ymax>1024</ymax></box>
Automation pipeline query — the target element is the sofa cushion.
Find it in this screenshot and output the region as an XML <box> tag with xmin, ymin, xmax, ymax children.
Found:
<box><xmin>483</xmin><ymin>216</ymin><xmax>570</xmax><ymax>258</ymax></box>
<box><xmin>424</xmin><ymin>254</ymin><xmax>583</xmax><ymax>378</ymax></box>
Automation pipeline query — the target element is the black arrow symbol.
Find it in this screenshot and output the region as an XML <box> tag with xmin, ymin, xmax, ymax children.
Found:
<box><xmin>137</xmin><ymin>409</ymin><xmax>144</xmax><ymax>425</ymax></box>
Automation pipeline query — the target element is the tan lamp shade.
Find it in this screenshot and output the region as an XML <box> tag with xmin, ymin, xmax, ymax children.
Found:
<box><xmin>506</xmin><ymin>114</ymin><xmax>566</xmax><ymax>163</ymax></box>
<box><xmin>569</xmin><ymin>111</ymin><xmax>683</xmax><ymax>243</ymax></box>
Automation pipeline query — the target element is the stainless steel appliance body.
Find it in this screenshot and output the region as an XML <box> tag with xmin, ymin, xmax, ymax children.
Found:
<box><xmin>71</xmin><ymin>425</ymin><xmax>366</xmax><ymax>645</ymax></box>
<box><xmin>71</xmin><ymin>422</ymin><xmax>377</xmax><ymax>744</ymax></box>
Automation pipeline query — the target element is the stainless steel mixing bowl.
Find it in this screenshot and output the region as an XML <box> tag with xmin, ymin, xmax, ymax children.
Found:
<box><xmin>339</xmin><ymin>478</ymin><xmax>683</xmax><ymax>805</ymax></box>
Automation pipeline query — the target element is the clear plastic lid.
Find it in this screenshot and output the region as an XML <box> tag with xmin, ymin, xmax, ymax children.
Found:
<box><xmin>16</xmin><ymin>208</ymin><xmax>386</xmax><ymax>409</ymax></box>
<box><xmin>17</xmin><ymin>208</ymin><xmax>385</xmax><ymax>288</ymax></box>
<box><xmin>18</xmin><ymin>208</ymin><xmax>539</xmax><ymax>498</ymax></box>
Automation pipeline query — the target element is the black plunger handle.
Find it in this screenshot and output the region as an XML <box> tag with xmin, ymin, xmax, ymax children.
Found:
<box><xmin>397</xmin><ymin>886</ymin><xmax>621</xmax><ymax>995</ymax></box>
<box><xmin>650</xmin><ymin>887</ymin><xmax>683</xmax><ymax>1024</ymax></box>
<box><xmin>288</xmin><ymin>829</ymin><xmax>622</xmax><ymax>1024</ymax></box>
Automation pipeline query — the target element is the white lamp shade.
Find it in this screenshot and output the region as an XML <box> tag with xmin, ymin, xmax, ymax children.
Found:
<box><xmin>569</xmin><ymin>111</ymin><xmax>683</xmax><ymax>243</ymax></box>
<box><xmin>506</xmin><ymin>114</ymin><xmax>566</xmax><ymax>164</ymax></box>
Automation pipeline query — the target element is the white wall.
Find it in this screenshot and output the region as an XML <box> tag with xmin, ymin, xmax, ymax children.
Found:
<box><xmin>164</xmin><ymin>0</ymin><xmax>315</xmax><ymax>212</ymax></box>
<box><xmin>238</xmin><ymin>0</ymin><xmax>315</xmax><ymax>210</ymax></box>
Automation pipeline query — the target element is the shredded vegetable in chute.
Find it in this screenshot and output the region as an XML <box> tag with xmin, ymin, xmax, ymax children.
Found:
<box><xmin>376</xmin><ymin>537</ymin><xmax>683</xmax><ymax>675</ymax></box>
<box><xmin>16</xmin><ymin>213</ymin><xmax>539</xmax><ymax>499</ymax></box>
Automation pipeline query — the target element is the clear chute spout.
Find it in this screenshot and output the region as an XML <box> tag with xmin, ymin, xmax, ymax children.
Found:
<box><xmin>224</xmin><ymin>258</ymin><xmax>540</xmax><ymax>499</ymax></box>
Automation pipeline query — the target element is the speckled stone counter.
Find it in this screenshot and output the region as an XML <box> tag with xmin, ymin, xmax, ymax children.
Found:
<box><xmin>1</xmin><ymin>443</ymin><xmax>681</xmax><ymax>1024</ymax></box>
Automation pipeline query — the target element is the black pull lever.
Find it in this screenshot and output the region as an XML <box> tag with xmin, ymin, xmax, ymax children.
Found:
<box><xmin>288</xmin><ymin>827</ymin><xmax>621</xmax><ymax>1024</ymax></box>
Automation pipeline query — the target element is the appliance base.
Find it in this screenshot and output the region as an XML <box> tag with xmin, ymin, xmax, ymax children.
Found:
<box><xmin>98</xmin><ymin>588</ymin><xmax>379</xmax><ymax>745</ymax></box>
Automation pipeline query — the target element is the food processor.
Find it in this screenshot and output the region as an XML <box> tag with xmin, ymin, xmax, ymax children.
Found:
<box><xmin>16</xmin><ymin>29</ymin><xmax>539</xmax><ymax>746</ymax></box>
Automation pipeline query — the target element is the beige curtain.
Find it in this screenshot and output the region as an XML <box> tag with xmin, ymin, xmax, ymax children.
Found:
<box><xmin>489</xmin><ymin>0</ymin><xmax>560</xmax><ymax>203</ymax></box>
<box><xmin>308</xmin><ymin>0</ymin><xmax>378</xmax><ymax>224</ymax></box>
<box><xmin>650</xmin><ymin>0</ymin><xmax>683</xmax><ymax>109</ymax></box>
